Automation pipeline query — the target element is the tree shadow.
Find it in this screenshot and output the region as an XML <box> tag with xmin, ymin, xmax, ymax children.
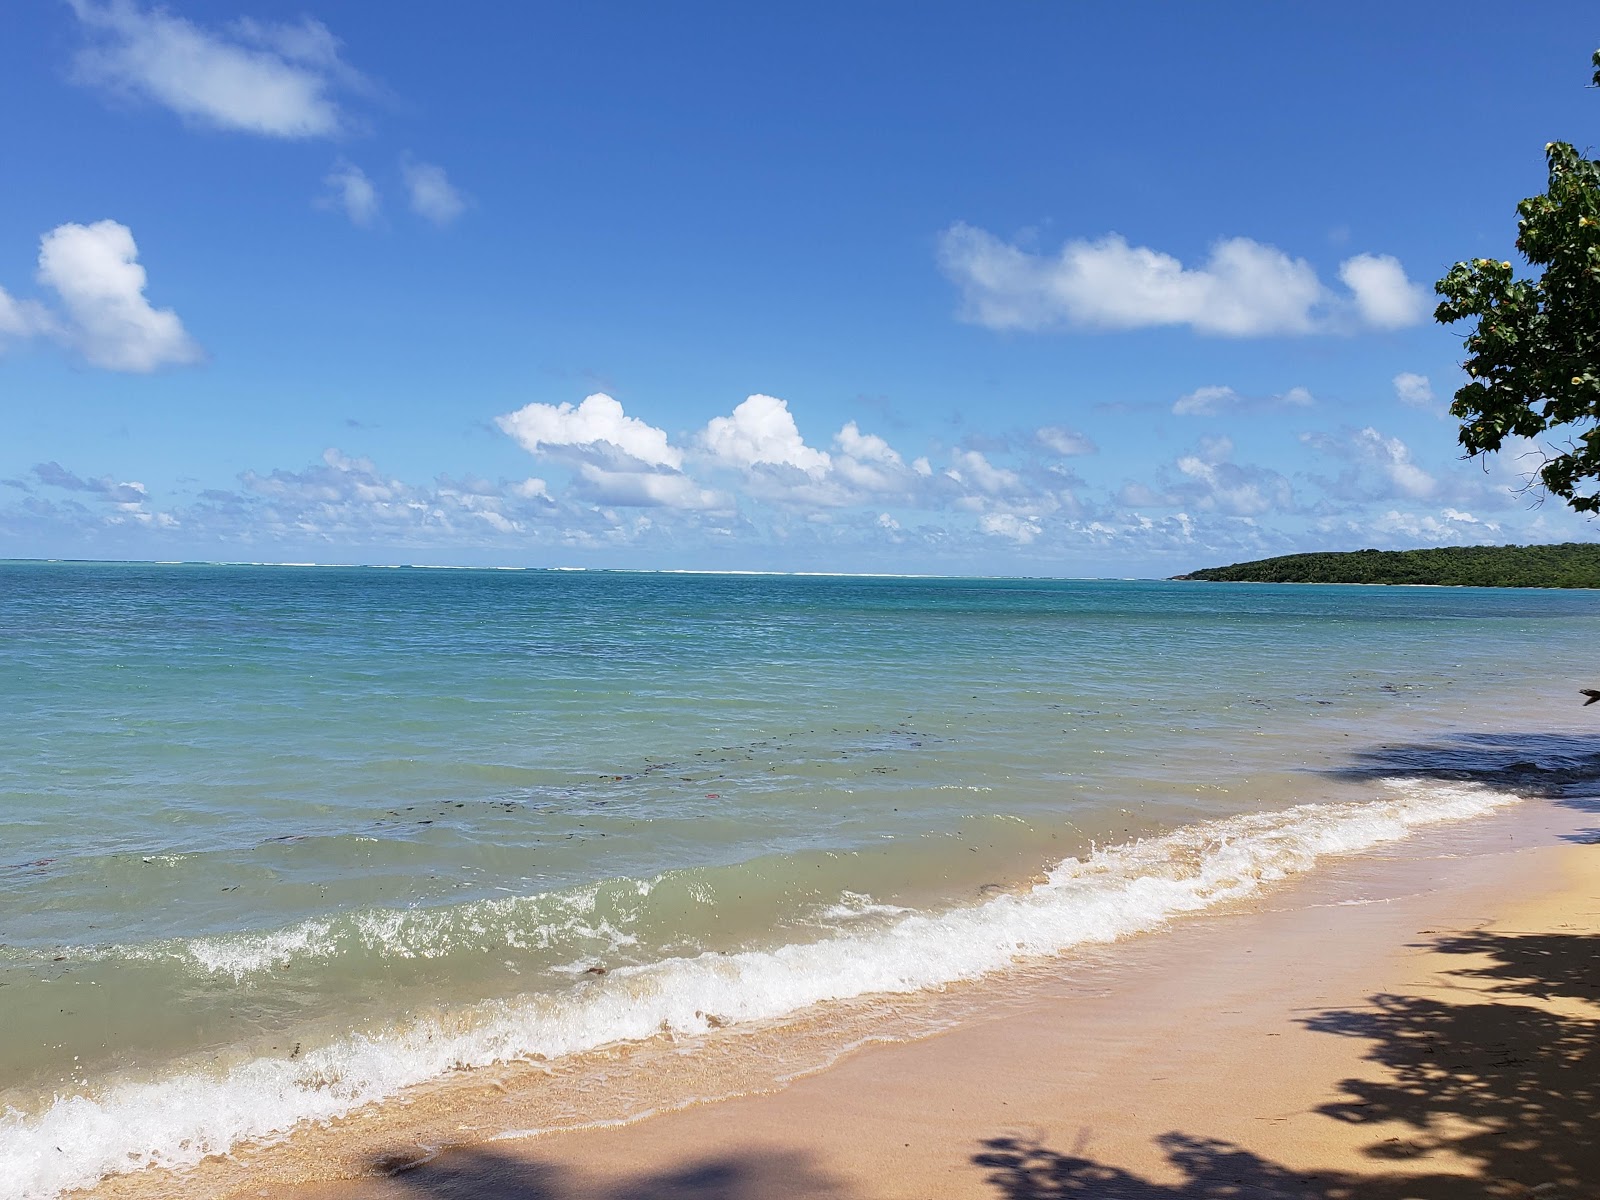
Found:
<box><xmin>372</xmin><ymin>1145</ymin><xmax>848</xmax><ymax>1200</ymax></box>
<box><xmin>975</xmin><ymin>929</ymin><xmax>1600</xmax><ymax>1198</ymax></box>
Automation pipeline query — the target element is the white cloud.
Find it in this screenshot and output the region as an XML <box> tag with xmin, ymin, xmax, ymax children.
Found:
<box><xmin>1172</xmin><ymin>386</ymin><xmax>1239</xmax><ymax>417</ymax></box>
<box><xmin>1173</xmin><ymin>456</ymin><xmax>1289</xmax><ymax>517</ymax></box>
<box><xmin>0</xmin><ymin>287</ymin><xmax>56</xmax><ymax>345</ymax></box>
<box><xmin>1118</xmin><ymin>437</ymin><xmax>1293</xmax><ymax>519</ymax></box>
<box><xmin>1036</xmin><ymin>426</ymin><xmax>1097</xmax><ymax>456</ymax></box>
<box><xmin>946</xmin><ymin>448</ymin><xmax>1023</xmax><ymax>496</ymax></box>
<box><xmin>1364</xmin><ymin>508</ymin><xmax>1501</xmax><ymax>544</ymax></box>
<box><xmin>232</xmin><ymin>448</ymin><xmax>577</xmax><ymax>544</ymax></box>
<box><xmin>1303</xmin><ymin>426</ymin><xmax>1438</xmax><ymax>501</ymax></box>
<box><xmin>1393</xmin><ymin>372</ymin><xmax>1435</xmax><ymax>408</ymax></box>
<box><xmin>67</xmin><ymin>0</ymin><xmax>362</xmax><ymax>138</ymax></box>
<box><xmin>937</xmin><ymin>223</ymin><xmax>1427</xmax><ymax>336</ymax></box>
<box><xmin>573</xmin><ymin>465</ymin><xmax>726</xmax><ymax>510</ymax></box>
<box><xmin>701</xmin><ymin>394</ymin><xmax>831</xmax><ymax>472</ymax></box>
<box><xmin>1339</xmin><ymin>255</ymin><xmax>1430</xmax><ymax>330</ymax></box>
<box><xmin>320</xmin><ymin>160</ymin><xmax>379</xmax><ymax>226</ymax></box>
<box><xmin>835</xmin><ymin>421</ymin><xmax>903</xmax><ymax>467</ymax></box>
<box><xmin>496</xmin><ymin>393</ymin><xmax>683</xmax><ymax>470</ymax></box>
<box><xmin>979</xmin><ymin>512</ymin><xmax>1043</xmax><ymax>544</ymax></box>
<box><xmin>830</xmin><ymin>421</ymin><xmax>910</xmax><ymax>493</ymax></box>
<box><xmin>1172</xmin><ymin>384</ymin><xmax>1315</xmax><ymax>416</ymax></box>
<box><xmin>34</xmin><ymin>220</ymin><xmax>201</xmax><ymax>372</ymax></box>
<box><xmin>402</xmin><ymin>158</ymin><xmax>467</xmax><ymax>226</ymax></box>
<box><xmin>1353</xmin><ymin>427</ymin><xmax>1435</xmax><ymax>499</ymax></box>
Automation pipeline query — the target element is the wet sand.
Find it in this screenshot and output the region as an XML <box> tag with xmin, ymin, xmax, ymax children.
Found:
<box><xmin>176</xmin><ymin>793</ymin><xmax>1599</xmax><ymax>1200</ymax></box>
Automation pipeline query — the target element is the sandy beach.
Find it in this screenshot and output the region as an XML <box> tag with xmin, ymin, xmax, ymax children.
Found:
<box><xmin>85</xmin><ymin>788</ymin><xmax>1585</xmax><ymax>1200</ymax></box>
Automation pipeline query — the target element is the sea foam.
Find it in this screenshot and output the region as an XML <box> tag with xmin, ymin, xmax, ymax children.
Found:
<box><xmin>0</xmin><ymin>778</ymin><xmax>1516</xmax><ymax>1200</ymax></box>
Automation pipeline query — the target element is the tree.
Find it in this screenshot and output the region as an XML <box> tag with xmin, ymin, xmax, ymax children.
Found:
<box><xmin>1434</xmin><ymin>51</ymin><xmax>1600</xmax><ymax>512</ymax></box>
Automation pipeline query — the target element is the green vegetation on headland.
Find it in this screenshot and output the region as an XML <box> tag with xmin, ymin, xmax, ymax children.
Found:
<box><xmin>1173</xmin><ymin>543</ymin><xmax>1600</xmax><ymax>588</ymax></box>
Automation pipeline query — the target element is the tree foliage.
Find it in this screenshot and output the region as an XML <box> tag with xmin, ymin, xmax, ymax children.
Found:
<box><xmin>1434</xmin><ymin>50</ymin><xmax>1600</xmax><ymax>511</ymax></box>
<box><xmin>1174</xmin><ymin>542</ymin><xmax>1600</xmax><ymax>587</ymax></box>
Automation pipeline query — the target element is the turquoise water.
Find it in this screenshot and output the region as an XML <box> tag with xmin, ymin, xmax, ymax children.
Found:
<box><xmin>3</xmin><ymin>562</ymin><xmax>1599</xmax><ymax>1197</ymax></box>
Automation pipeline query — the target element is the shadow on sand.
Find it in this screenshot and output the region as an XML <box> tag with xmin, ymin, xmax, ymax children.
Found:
<box><xmin>975</xmin><ymin>926</ymin><xmax>1600</xmax><ymax>1198</ymax></box>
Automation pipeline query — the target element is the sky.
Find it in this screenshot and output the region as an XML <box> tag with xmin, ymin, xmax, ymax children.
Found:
<box><xmin>3</xmin><ymin>1</ymin><xmax>1600</xmax><ymax>576</ymax></box>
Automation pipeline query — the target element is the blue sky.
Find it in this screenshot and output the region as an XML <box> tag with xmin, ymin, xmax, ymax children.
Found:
<box><xmin>3</xmin><ymin>1</ymin><xmax>1599</xmax><ymax>574</ymax></box>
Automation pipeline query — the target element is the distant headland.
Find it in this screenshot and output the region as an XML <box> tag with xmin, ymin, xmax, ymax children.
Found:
<box><xmin>1173</xmin><ymin>543</ymin><xmax>1600</xmax><ymax>588</ymax></box>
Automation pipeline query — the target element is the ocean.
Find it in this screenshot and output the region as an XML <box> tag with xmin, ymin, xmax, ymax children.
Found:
<box><xmin>3</xmin><ymin>561</ymin><xmax>1597</xmax><ymax>1198</ymax></box>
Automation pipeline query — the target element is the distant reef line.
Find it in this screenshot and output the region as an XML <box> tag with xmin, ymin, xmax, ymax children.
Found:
<box><xmin>1172</xmin><ymin>542</ymin><xmax>1600</xmax><ymax>588</ymax></box>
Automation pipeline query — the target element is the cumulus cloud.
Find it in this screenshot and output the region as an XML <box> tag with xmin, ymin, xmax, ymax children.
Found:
<box><xmin>695</xmin><ymin>402</ymin><xmax>936</xmax><ymax>509</ymax></box>
<box><xmin>494</xmin><ymin>394</ymin><xmax>733</xmax><ymax>510</ymax></box>
<box><xmin>979</xmin><ymin>512</ymin><xmax>1043</xmax><ymax>544</ymax></box>
<box><xmin>1393</xmin><ymin>372</ymin><xmax>1435</xmax><ymax>408</ymax></box>
<box><xmin>573</xmin><ymin>465</ymin><xmax>726</xmax><ymax>510</ymax></box>
<box><xmin>1172</xmin><ymin>384</ymin><xmax>1314</xmax><ymax>417</ymax></box>
<box><xmin>67</xmin><ymin>0</ymin><xmax>364</xmax><ymax>138</ymax></box>
<box><xmin>0</xmin><ymin>287</ymin><xmax>55</xmax><ymax>346</ymax></box>
<box><xmin>1114</xmin><ymin>436</ymin><xmax>1294</xmax><ymax>522</ymax></box>
<box><xmin>701</xmin><ymin>394</ymin><xmax>832</xmax><ymax>472</ymax></box>
<box><xmin>1173</xmin><ymin>442</ymin><xmax>1294</xmax><ymax>517</ymax></box>
<box><xmin>320</xmin><ymin>160</ymin><xmax>379</xmax><ymax>226</ymax></box>
<box><xmin>20</xmin><ymin>414</ymin><xmax>1587</xmax><ymax>568</ymax></box>
<box><xmin>402</xmin><ymin>158</ymin><xmax>467</xmax><ymax>226</ymax></box>
<box><xmin>497</xmin><ymin>393</ymin><xmax>683</xmax><ymax>470</ymax></box>
<box><xmin>1362</xmin><ymin>508</ymin><xmax>1502</xmax><ymax>544</ymax></box>
<box><xmin>34</xmin><ymin>220</ymin><xmax>201</xmax><ymax>372</ymax></box>
<box><xmin>937</xmin><ymin>223</ymin><xmax>1427</xmax><ymax>336</ymax></box>
<box><xmin>1339</xmin><ymin>255</ymin><xmax>1430</xmax><ymax>330</ymax></box>
<box><xmin>946</xmin><ymin>448</ymin><xmax>1024</xmax><ymax>496</ymax></box>
<box><xmin>826</xmin><ymin>421</ymin><xmax>915</xmax><ymax>494</ymax></box>
<box><xmin>1302</xmin><ymin>426</ymin><xmax>1437</xmax><ymax>501</ymax></box>
<box><xmin>1036</xmin><ymin>426</ymin><xmax>1097</xmax><ymax>456</ymax></box>
<box><xmin>835</xmin><ymin>421</ymin><xmax>903</xmax><ymax>467</ymax></box>
<box><xmin>1348</xmin><ymin>428</ymin><xmax>1436</xmax><ymax>499</ymax></box>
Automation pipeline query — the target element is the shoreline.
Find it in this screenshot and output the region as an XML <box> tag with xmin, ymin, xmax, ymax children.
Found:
<box><xmin>74</xmin><ymin>789</ymin><xmax>1600</xmax><ymax>1200</ymax></box>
